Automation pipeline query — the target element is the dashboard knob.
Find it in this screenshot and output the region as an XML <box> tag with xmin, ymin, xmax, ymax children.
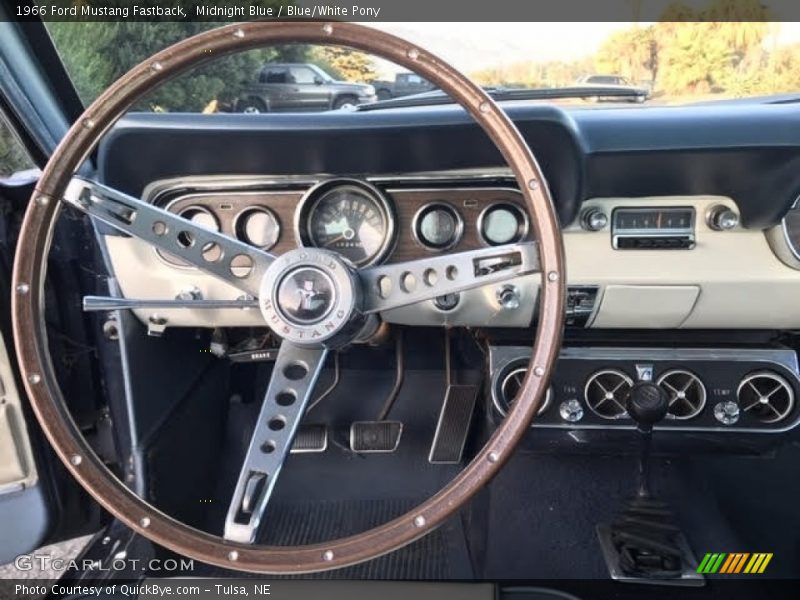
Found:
<box><xmin>176</xmin><ymin>287</ymin><xmax>202</xmax><ymax>301</ymax></box>
<box><xmin>581</xmin><ymin>208</ymin><xmax>608</xmax><ymax>231</ymax></box>
<box><xmin>713</xmin><ymin>400</ymin><xmax>740</xmax><ymax>425</ymax></box>
<box><xmin>708</xmin><ymin>205</ymin><xmax>739</xmax><ymax>231</ymax></box>
<box><xmin>559</xmin><ymin>399</ymin><xmax>584</xmax><ymax>422</ymax></box>
<box><xmin>497</xmin><ymin>285</ymin><xmax>521</xmax><ymax>310</ymax></box>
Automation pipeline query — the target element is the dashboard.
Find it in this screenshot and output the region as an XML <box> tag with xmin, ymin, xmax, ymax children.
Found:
<box><xmin>95</xmin><ymin>102</ymin><xmax>800</xmax><ymax>333</ymax></box>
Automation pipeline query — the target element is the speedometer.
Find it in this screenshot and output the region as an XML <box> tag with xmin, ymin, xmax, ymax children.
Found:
<box><xmin>299</xmin><ymin>180</ymin><xmax>395</xmax><ymax>266</ymax></box>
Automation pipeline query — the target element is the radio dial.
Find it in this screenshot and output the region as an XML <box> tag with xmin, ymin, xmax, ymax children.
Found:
<box><xmin>581</xmin><ymin>208</ymin><xmax>608</xmax><ymax>231</ymax></box>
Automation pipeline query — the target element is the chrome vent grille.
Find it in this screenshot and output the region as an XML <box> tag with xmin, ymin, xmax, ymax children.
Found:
<box><xmin>495</xmin><ymin>365</ymin><xmax>552</xmax><ymax>417</ymax></box>
<box><xmin>657</xmin><ymin>369</ymin><xmax>706</xmax><ymax>419</ymax></box>
<box><xmin>584</xmin><ymin>369</ymin><xmax>633</xmax><ymax>419</ymax></box>
<box><xmin>737</xmin><ymin>371</ymin><xmax>795</xmax><ymax>424</ymax></box>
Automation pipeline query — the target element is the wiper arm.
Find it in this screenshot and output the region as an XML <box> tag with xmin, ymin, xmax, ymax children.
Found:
<box><xmin>357</xmin><ymin>85</ymin><xmax>644</xmax><ymax>111</ymax></box>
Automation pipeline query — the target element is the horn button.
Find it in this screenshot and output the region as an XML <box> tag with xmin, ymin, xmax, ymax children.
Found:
<box><xmin>259</xmin><ymin>248</ymin><xmax>362</xmax><ymax>346</ymax></box>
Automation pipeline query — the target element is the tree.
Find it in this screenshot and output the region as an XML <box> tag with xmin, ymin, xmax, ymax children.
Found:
<box><xmin>311</xmin><ymin>46</ymin><xmax>377</xmax><ymax>82</ymax></box>
<box><xmin>595</xmin><ymin>26</ymin><xmax>659</xmax><ymax>84</ymax></box>
<box><xmin>48</xmin><ymin>2</ymin><xmax>310</xmax><ymax>111</ymax></box>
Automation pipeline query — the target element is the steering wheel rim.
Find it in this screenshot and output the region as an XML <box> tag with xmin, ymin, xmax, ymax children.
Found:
<box><xmin>11</xmin><ymin>21</ymin><xmax>565</xmax><ymax>573</ymax></box>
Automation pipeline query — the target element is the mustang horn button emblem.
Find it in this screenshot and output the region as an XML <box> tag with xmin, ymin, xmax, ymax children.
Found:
<box><xmin>259</xmin><ymin>249</ymin><xmax>363</xmax><ymax>346</ymax></box>
<box><xmin>278</xmin><ymin>268</ymin><xmax>335</xmax><ymax>324</ymax></box>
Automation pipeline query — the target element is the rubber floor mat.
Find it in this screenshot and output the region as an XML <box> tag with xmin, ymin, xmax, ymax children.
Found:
<box><xmin>256</xmin><ymin>498</ymin><xmax>466</xmax><ymax>579</ymax></box>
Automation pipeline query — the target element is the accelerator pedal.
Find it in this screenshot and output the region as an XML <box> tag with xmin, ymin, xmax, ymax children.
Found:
<box><xmin>290</xmin><ymin>424</ymin><xmax>328</xmax><ymax>453</ymax></box>
<box><xmin>429</xmin><ymin>383</ymin><xmax>480</xmax><ymax>464</ymax></box>
<box><xmin>350</xmin><ymin>421</ymin><xmax>403</xmax><ymax>453</ymax></box>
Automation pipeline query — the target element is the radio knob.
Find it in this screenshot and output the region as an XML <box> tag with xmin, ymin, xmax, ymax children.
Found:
<box><xmin>581</xmin><ymin>208</ymin><xmax>608</xmax><ymax>231</ymax></box>
<box><xmin>708</xmin><ymin>205</ymin><xmax>739</xmax><ymax>231</ymax></box>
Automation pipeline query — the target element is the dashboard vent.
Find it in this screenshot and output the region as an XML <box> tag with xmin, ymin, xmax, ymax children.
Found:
<box><xmin>737</xmin><ymin>371</ymin><xmax>795</xmax><ymax>424</ymax></box>
<box><xmin>495</xmin><ymin>365</ymin><xmax>552</xmax><ymax>417</ymax></box>
<box><xmin>657</xmin><ymin>369</ymin><xmax>706</xmax><ymax>419</ymax></box>
<box><xmin>584</xmin><ymin>369</ymin><xmax>633</xmax><ymax>419</ymax></box>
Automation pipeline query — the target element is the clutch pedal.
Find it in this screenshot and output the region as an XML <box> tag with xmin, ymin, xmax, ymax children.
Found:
<box><xmin>290</xmin><ymin>424</ymin><xmax>328</xmax><ymax>453</ymax></box>
<box><xmin>429</xmin><ymin>329</ymin><xmax>479</xmax><ymax>464</ymax></box>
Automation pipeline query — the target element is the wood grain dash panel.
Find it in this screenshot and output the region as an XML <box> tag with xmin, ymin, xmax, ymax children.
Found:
<box><xmin>162</xmin><ymin>185</ymin><xmax>531</xmax><ymax>264</ymax></box>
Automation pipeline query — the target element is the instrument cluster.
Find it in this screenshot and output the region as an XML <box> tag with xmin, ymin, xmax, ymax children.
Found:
<box><xmin>152</xmin><ymin>178</ymin><xmax>532</xmax><ymax>269</ymax></box>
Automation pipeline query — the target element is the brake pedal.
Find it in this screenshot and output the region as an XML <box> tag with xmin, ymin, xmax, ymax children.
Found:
<box><xmin>429</xmin><ymin>384</ymin><xmax>479</xmax><ymax>464</ymax></box>
<box><xmin>290</xmin><ymin>424</ymin><xmax>327</xmax><ymax>453</ymax></box>
<box><xmin>350</xmin><ymin>421</ymin><xmax>403</xmax><ymax>453</ymax></box>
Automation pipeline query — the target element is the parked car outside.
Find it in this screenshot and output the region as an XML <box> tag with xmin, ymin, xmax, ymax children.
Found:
<box><xmin>235</xmin><ymin>63</ymin><xmax>377</xmax><ymax>112</ymax></box>
<box><xmin>373</xmin><ymin>72</ymin><xmax>436</xmax><ymax>100</ymax></box>
<box><xmin>575</xmin><ymin>74</ymin><xmax>650</xmax><ymax>102</ymax></box>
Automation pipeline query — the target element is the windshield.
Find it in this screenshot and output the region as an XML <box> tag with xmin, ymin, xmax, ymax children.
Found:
<box><xmin>46</xmin><ymin>21</ymin><xmax>800</xmax><ymax>113</ymax></box>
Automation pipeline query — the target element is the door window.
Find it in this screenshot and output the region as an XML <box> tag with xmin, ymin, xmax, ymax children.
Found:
<box><xmin>290</xmin><ymin>67</ymin><xmax>317</xmax><ymax>84</ymax></box>
<box><xmin>0</xmin><ymin>111</ymin><xmax>35</xmax><ymax>179</ymax></box>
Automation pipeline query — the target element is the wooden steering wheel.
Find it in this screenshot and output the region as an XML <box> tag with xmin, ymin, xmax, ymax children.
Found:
<box><xmin>11</xmin><ymin>21</ymin><xmax>565</xmax><ymax>573</ymax></box>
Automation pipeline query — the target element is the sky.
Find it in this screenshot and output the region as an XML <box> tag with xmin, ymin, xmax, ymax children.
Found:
<box><xmin>367</xmin><ymin>22</ymin><xmax>800</xmax><ymax>77</ymax></box>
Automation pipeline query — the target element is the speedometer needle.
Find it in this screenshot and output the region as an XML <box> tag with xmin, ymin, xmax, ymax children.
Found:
<box><xmin>325</xmin><ymin>234</ymin><xmax>346</xmax><ymax>246</ymax></box>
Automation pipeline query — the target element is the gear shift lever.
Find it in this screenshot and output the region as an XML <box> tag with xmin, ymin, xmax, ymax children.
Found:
<box><xmin>597</xmin><ymin>380</ymin><xmax>699</xmax><ymax>581</ymax></box>
<box><xmin>627</xmin><ymin>382</ymin><xmax>668</xmax><ymax>497</ymax></box>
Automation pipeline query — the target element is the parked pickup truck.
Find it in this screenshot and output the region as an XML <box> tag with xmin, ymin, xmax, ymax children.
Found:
<box><xmin>373</xmin><ymin>72</ymin><xmax>436</xmax><ymax>100</ymax></box>
<box><xmin>235</xmin><ymin>63</ymin><xmax>377</xmax><ymax>112</ymax></box>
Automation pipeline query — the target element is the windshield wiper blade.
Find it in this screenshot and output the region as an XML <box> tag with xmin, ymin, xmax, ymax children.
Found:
<box><xmin>357</xmin><ymin>85</ymin><xmax>645</xmax><ymax>111</ymax></box>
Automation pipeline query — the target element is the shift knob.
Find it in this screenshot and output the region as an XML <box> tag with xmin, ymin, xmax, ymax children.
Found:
<box><xmin>627</xmin><ymin>382</ymin><xmax>668</xmax><ymax>430</ymax></box>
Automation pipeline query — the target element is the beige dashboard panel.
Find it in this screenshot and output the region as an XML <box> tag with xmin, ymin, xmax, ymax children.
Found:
<box><xmin>592</xmin><ymin>285</ymin><xmax>700</xmax><ymax>328</ymax></box>
<box><xmin>570</xmin><ymin>195</ymin><xmax>800</xmax><ymax>329</ymax></box>
<box><xmin>104</xmin><ymin>192</ymin><xmax>800</xmax><ymax>330</ymax></box>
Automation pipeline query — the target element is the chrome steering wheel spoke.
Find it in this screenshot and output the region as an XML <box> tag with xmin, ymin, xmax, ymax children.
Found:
<box><xmin>223</xmin><ymin>342</ymin><xmax>328</xmax><ymax>544</ymax></box>
<box><xmin>63</xmin><ymin>177</ymin><xmax>274</xmax><ymax>297</ymax></box>
<box><xmin>358</xmin><ymin>242</ymin><xmax>541</xmax><ymax>314</ymax></box>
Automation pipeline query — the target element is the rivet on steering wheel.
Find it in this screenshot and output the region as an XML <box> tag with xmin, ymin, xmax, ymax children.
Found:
<box><xmin>323</xmin><ymin>550</ymin><xmax>334</xmax><ymax>561</ymax></box>
<box><xmin>69</xmin><ymin>454</ymin><xmax>82</xmax><ymax>466</ymax></box>
<box><xmin>150</xmin><ymin>61</ymin><xmax>164</xmax><ymax>73</ymax></box>
<box><xmin>140</xmin><ymin>517</ymin><xmax>151</xmax><ymax>528</ymax></box>
<box><xmin>35</xmin><ymin>195</ymin><xmax>50</xmax><ymax>206</ymax></box>
<box><xmin>413</xmin><ymin>515</ymin><xmax>426</xmax><ymax>528</ymax></box>
<box><xmin>488</xmin><ymin>452</ymin><xmax>499</xmax><ymax>463</ymax></box>
<box><xmin>233</xmin><ymin>28</ymin><xmax>245</xmax><ymax>39</ymax></box>
<box><xmin>28</xmin><ymin>373</ymin><xmax>41</xmax><ymax>384</ymax></box>
<box><xmin>82</xmin><ymin>118</ymin><xmax>95</xmax><ymax>130</ymax></box>
<box><xmin>528</xmin><ymin>179</ymin><xmax>539</xmax><ymax>190</ymax></box>
<box><xmin>228</xmin><ymin>551</ymin><xmax>239</xmax><ymax>562</ymax></box>
<box><xmin>548</xmin><ymin>271</ymin><xmax>559</xmax><ymax>282</ymax></box>
<box><xmin>534</xmin><ymin>366</ymin><xmax>545</xmax><ymax>377</ymax></box>
<box><xmin>16</xmin><ymin>283</ymin><xmax>29</xmax><ymax>294</ymax></box>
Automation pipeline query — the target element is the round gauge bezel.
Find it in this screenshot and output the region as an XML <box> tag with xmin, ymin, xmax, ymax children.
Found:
<box><xmin>233</xmin><ymin>206</ymin><xmax>281</xmax><ymax>251</ymax></box>
<box><xmin>294</xmin><ymin>178</ymin><xmax>396</xmax><ymax>268</ymax></box>
<box><xmin>477</xmin><ymin>202</ymin><xmax>529</xmax><ymax>247</ymax></box>
<box><xmin>156</xmin><ymin>203</ymin><xmax>220</xmax><ymax>268</ymax></box>
<box><xmin>412</xmin><ymin>201</ymin><xmax>464</xmax><ymax>251</ymax></box>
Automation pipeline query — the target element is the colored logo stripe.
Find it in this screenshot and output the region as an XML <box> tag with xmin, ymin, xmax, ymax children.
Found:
<box><xmin>744</xmin><ymin>553</ymin><xmax>774</xmax><ymax>574</ymax></box>
<box><xmin>697</xmin><ymin>552</ymin><xmax>773</xmax><ymax>574</ymax></box>
<box><xmin>698</xmin><ymin>553</ymin><xmax>726</xmax><ymax>573</ymax></box>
